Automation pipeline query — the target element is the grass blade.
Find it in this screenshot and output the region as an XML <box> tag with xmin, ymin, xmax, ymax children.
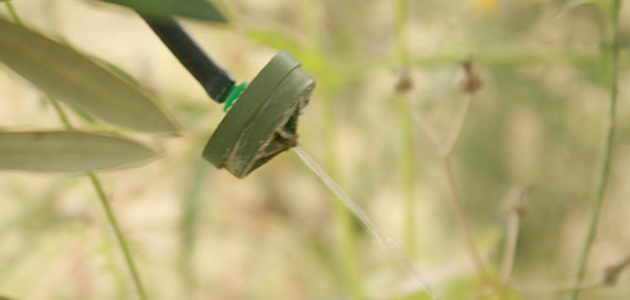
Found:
<box><xmin>0</xmin><ymin>131</ymin><xmax>157</xmax><ymax>172</ymax></box>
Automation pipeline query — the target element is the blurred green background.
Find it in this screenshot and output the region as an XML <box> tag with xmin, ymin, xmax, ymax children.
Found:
<box><xmin>1</xmin><ymin>0</ymin><xmax>630</xmax><ymax>299</ymax></box>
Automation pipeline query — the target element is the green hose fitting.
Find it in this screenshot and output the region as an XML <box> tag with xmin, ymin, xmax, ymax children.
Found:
<box><xmin>203</xmin><ymin>50</ymin><xmax>315</xmax><ymax>178</ymax></box>
<box><xmin>223</xmin><ymin>82</ymin><xmax>248</xmax><ymax>112</ymax></box>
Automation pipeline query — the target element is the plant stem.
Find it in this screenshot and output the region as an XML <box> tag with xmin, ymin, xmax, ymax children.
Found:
<box><xmin>513</xmin><ymin>255</ymin><xmax>630</xmax><ymax>294</ymax></box>
<box><xmin>397</xmin><ymin>92</ymin><xmax>417</xmax><ymax>257</ymax></box>
<box><xmin>569</xmin><ymin>1</ymin><xmax>620</xmax><ymax>299</ymax></box>
<box><xmin>442</xmin><ymin>93</ymin><xmax>472</xmax><ymax>156</ymax></box>
<box><xmin>322</xmin><ymin>88</ymin><xmax>365</xmax><ymax>300</ymax></box>
<box><xmin>406</xmin><ymin>96</ymin><xmax>442</xmax><ymax>148</ymax></box>
<box><xmin>393</xmin><ymin>0</ymin><xmax>418</xmax><ymax>259</ymax></box>
<box><xmin>501</xmin><ymin>213</ymin><xmax>520</xmax><ymax>284</ymax></box>
<box><xmin>5</xmin><ymin>5</ymin><xmax>150</xmax><ymax>295</ymax></box>
<box><xmin>395</xmin><ymin>0</ymin><xmax>410</xmax><ymax>65</ymax></box>
<box><xmin>88</xmin><ymin>172</ymin><xmax>148</xmax><ymax>300</ymax></box>
<box><xmin>411</xmin><ymin>48</ymin><xmax>601</xmax><ymax>68</ymax></box>
<box><xmin>405</xmin><ymin>87</ymin><xmax>492</xmax><ymax>284</ymax></box>
<box><xmin>47</xmin><ymin>97</ymin><xmax>149</xmax><ymax>300</ymax></box>
<box><xmin>441</xmin><ymin>157</ymin><xmax>492</xmax><ymax>284</ymax></box>
<box><xmin>302</xmin><ymin>0</ymin><xmax>322</xmax><ymax>54</ymax></box>
<box><xmin>302</xmin><ymin>1</ymin><xmax>364</xmax><ymax>297</ymax></box>
<box><xmin>500</xmin><ymin>187</ymin><xmax>529</xmax><ymax>284</ymax></box>
<box><xmin>48</xmin><ymin>96</ymin><xmax>73</xmax><ymax>130</ymax></box>
<box><xmin>340</xmin><ymin>47</ymin><xmax>608</xmax><ymax>85</ymax></box>
<box><xmin>511</xmin><ymin>278</ymin><xmax>603</xmax><ymax>293</ymax></box>
<box><xmin>4</xmin><ymin>2</ymin><xmax>22</xmax><ymax>25</ymax></box>
<box><xmin>181</xmin><ymin>159</ymin><xmax>209</xmax><ymax>288</ymax></box>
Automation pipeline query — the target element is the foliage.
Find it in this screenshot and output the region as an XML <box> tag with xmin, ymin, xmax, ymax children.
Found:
<box><xmin>0</xmin><ymin>0</ymin><xmax>628</xmax><ymax>300</ymax></box>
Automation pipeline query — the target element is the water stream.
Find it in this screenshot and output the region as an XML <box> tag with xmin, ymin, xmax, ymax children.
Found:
<box><xmin>293</xmin><ymin>145</ymin><xmax>442</xmax><ymax>300</ymax></box>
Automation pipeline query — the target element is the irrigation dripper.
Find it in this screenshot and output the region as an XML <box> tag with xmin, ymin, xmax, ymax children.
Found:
<box><xmin>142</xmin><ymin>16</ymin><xmax>441</xmax><ymax>298</ymax></box>
<box><xmin>141</xmin><ymin>15</ymin><xmax>315</xmax><ymax>178</ymax></box>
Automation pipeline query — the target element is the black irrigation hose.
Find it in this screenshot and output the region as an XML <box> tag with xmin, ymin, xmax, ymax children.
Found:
<box><xmin>139</xmin><ymin>14</ymin><xmax>235</xmax><ymax>103</ymax></box>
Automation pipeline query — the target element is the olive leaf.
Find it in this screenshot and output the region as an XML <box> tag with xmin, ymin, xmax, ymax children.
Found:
<box><xmin>0</xmin><ymin>131</ymin><xmax>158</xmax><ymax>172</ymax></box>
<box><xmin>0</xmin><ymin>17</ymin><xmax>179</xmax><ymax>133</ymax></box>
<box><xmin>97</xmin><ymin>0</ymin><xmax>227</xmax><ymax>22</ymax></box>
<box><xmin>557</xmin><ymin>0</ymin><xmax>610</xmax><ymax>15</ymax></box>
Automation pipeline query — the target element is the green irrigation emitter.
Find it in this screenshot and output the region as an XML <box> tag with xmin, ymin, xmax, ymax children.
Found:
<box><xmin>141</xmin><ymin>15</ymin><xmax>315</xmax><ymax>178</ymax></box>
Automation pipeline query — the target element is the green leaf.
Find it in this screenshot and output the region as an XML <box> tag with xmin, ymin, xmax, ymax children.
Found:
<box><xmin>0</xmin><ymin>131</ymin><xmax>157</xmax><ymax>172</ymax></box>
<box><xmin>557</xmin><ymin>0</ymin><xmax>609</xmax><ymax>15</ymax></box>
<box><xmin>90</xmin><ymin>55</ymin><xmax>145</xmax><ymax>89</ymax></box>
<box><xmin>98</xmin><ymin>0</ymin><xmax>227</xmax><ymax>22</ymax></box>
<box><xmin>0</xmin><ymin>18</ymin><xmax>179</xmax><ymax>133</ymax></box>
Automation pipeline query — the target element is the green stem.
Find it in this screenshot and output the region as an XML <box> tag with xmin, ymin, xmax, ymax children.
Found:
<box><xmin>88</xmin><ymin>173</ymin><xmax>149</xmax><ymax>300</ymax></box>
<box><xmin>181</xmin><ymin>159</ymin><xmax>209</xmax><ymax>286</ymax></box>
<box><xmin>341</xmin><ymin>48</ymin><xmax>607</xmax><ymax>84</ymax></box>
<box><xmin>47</xmin><ymin>91</ymin><xmax>149</xmax><ymax>300</ymax></box>
<box><xmin>48</xmin><ymin>96</ymin><xmax>73</xmax><ymax>130</ymax></box>
<box><xmin>397</xmin><ymin>93</ymin><xmax>417</xmax><ymax>257</ymax></box>
<box><xmin>569</xmin><ymin>1</ymin><xmax>620</xmax><ymax>300</ymax></box>
<box><xmin>302</xmin><ymin>0</ymin><xmax>322</xmax><ymax>54</ymax></box>
<box><xmin>302</xmin><ymin>1</ymin><xmax>364</xmax><ymax>298</ymax></box>
<box><xmin>48</xmin><ymin>94</ymin><xmax>149</xmax><ymax>300</ymax></box>
<box><xmin>411</xmin><ymin>48</ymin><xmax>602</xmax><ymax>68</ymax></box>
<box><xmin>322</xmin><ymin>88</ymin><xmax>365</xmax><ymax>300</ymax></box>
<box><xmin>4</xmin><ymin>2</ymin><xmax>22</xmax><ymax>25</ymax></box>
<box><xmin>4</xmin><ymin>0</ymin><xmax>152</xmax><ymax>292</ymax></box>
<box><xmin>394</xmin><ymin>0</ymin><xmax>410</xmax><ymax>65</ymax></box>
<box><xmin>394</xmin><ymin>0</ymin><xmax>417</xmax><ymax>259</ymax></box>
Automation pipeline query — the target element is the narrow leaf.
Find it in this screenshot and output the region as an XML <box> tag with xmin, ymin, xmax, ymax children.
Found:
<box><xmin>98</xmin><ymin>0</ymin><xmax>227</xmax><ymax>22</ymax></box>
<box><xmin>557</xmin><ymin>0</ymin><xmax>609</xmax><ymax>15</ymax></box>
<box><xmin>0</xmin><ymin>18</ymin><xmax>178</xmax><ymax>133</ymax></box>
<box><xmin>0</xmin><ymin>131</ymin><xmax>157</xmax><ymax>172</ymax></box>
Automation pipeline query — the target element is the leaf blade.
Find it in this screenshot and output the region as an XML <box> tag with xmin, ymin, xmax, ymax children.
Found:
<box><xmin>0</xmin><ymin>17</ymin><xmax>178</xmax><ymax>133</ymax></box>
<box><xmin>98</xmin><ymin>0</ymin><xmax>228</xmax><ymax>22</ymax></box>
<box><xmin>557</xmin><ymin>0</ymin><xmax>609</xmax><ymax>15</ymax></box>
<box><xmin>0</xmin><ymin>131</ymin><xmax>158</xmax><ymax>172</ymax></box>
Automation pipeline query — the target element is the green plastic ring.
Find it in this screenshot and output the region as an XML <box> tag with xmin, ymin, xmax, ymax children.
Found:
<box><xmin>223</xmin><ymin>82</ymin><xmax>248</xmax><ymax>112</ymax></box>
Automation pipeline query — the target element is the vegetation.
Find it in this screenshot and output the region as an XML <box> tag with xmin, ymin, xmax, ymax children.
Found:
<box><xmin>0</xmin><ymin>0</ymin><xmax>628</xmax><ymax>299</ymax></box>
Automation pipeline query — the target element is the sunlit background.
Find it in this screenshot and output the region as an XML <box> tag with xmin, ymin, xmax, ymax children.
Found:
<box><xmin>1</xmin><ymin>0</ymin><xmax>630</xmax><ymax>299</ymax></box>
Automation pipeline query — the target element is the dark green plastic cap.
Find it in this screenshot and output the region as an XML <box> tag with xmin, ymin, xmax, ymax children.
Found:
<box><xmin>202</xmin><ymin>50</ymin><xmax>315</xmax><ymax>178</ymax></box>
